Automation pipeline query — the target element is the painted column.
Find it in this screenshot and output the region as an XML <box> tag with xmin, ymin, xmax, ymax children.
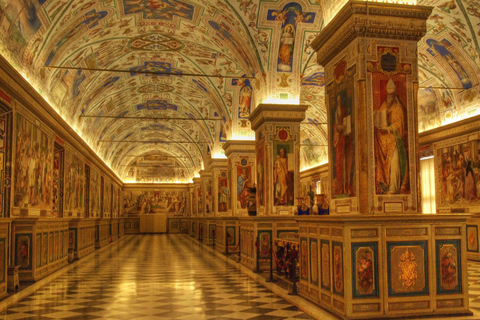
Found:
<box><xmin>188</xmin><ymin>183</ymin><xmax>195</xmax><ymax>217</ymax></box>
<box><xmin>209</xmin><ymin>158</ymin><xmax>228</xmax><ymax>216</ymax></box>
<box><xmin>223</xmin><ymin>140</ymin><xmax>256</xmax><ymax>216</ymax></box>
<box><xmin>192</xmin><ymin>177</ymin><xmax>201</xmax><ymax>217</ymax></box>
<box><xmin>311</xmin><ymin>1</ymin><xmax>432</xmax><ymax>214</ymax></box>
<box><xmin>249</xmin><ymin>104</ymin><xmax>308</xmax><ymax>215</ymax></box>
<box><xmin>199</xmin><ymin>169</ymin><xmax>213</xmax><ymax>216</ymax></box>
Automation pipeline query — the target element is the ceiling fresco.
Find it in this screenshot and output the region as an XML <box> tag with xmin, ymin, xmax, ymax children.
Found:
<box><xmin>0</xmin><ymin>0</ymin><xmax>479</xmax><ymax>182</ymax></box>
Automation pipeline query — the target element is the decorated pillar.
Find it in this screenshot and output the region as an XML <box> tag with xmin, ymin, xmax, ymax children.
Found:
<box><xmin>192</xmin><ymin>177</ymin><xmax>201</xmax><ymax>217</ymax></box>
<box><xmin>249</xmin><ymin>104</ymin><xmax>308</xmax><ymax>215</ymax></box>
<box><xmin>311</xmin><ymin>1</ymin><xmax>432</xmax><ymax>214</ymax></box>
<box><xmin>223</xmin><ymin>140</ymin><xmax>256</xmax><ymax>216</ymax></box>
<box><xmin>188</xmin><ymin>183</ymin><xmax>195</xmax><ymax>217</ymax></box>
<box><xmin>209</xmin><ymin>158</ymin><xmax>228</xmax><ymax>216</ymax></box>
<box><xmin>199</xmin><ymin>169</ymin><xmax>213</xmax><ymax>216</ymax></box>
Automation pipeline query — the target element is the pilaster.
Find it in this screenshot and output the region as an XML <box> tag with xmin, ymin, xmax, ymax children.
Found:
<box><xmin>249</xmin><ymin>103</ymin><xmax>308</xmax><ymax>215</ymax></box>
<box><xmin>311</xmin><ymin>0</ymin><xmax>432</xmax><ymax>214</ymax></box>
<box><xmin>223</xmin><ymin>140</ymin><xmax>256</xmax><ymax>216</ymax></box>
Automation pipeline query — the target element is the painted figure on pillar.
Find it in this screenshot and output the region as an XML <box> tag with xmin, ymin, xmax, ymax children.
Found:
<box><xmin>256</xmin><ymin>139</ymin><xmax>265</xmax><ymax>207</ymax></box>
<box><xmin>329</xmin><ymin>60</ymin><xmax>355</xmax><ymax>199</ymax></box>
<box><xmin>374</xmin><ymin>78</ymin><xmax>409</xmax><ymax>195</ymax></box>
<box><xmin>333</xmin><ymin>94</ymin><xmax>353</xmax><ymax>196</ymax></box>
<box><xmin>237</xmin><ymin>166</ymin><xmax>252</xmax><ymax>209</ymax></box>
<box><xmin>218</xmin><ymin>174</ymin><xmax>228</xmax><ymax>212</ymax></box>
<box><xmin>273</xmin><ymin>127</ymin><xmax>295</xmax><ymax>206</ymax></box>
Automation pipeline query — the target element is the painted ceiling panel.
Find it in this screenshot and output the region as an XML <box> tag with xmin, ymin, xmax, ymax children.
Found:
<box><xmin>0</xmin><ymin>0</ymin><xmax>479</xmax><ymax>181</ymax></box>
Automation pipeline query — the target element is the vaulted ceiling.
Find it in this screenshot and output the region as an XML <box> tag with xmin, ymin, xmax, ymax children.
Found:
<box><xmin>0</xmin><ymin>0</ymin><xmax>479</xmax><ymax>183</ymax></box>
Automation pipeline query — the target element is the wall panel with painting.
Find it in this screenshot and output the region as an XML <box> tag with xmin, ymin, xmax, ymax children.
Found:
<box><xmin>123</xmin><ymin>185</ymin><xmax>190</xmax><ymax>216</ymax></box>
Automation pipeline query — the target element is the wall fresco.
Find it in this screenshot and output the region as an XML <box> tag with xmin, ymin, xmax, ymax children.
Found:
<box><xmin>90</xmin><ymin>168</ymin><xmax>102</xmax><ymax>217</ymax></box>
<box><xmin>123</xmin><ymin>187</ymin><xmax>189</xmax><ymax>215</ymax></box>
<box><xmin>435</xmin><ymin>132</ymin><xmax>480</xmax><ymax>212</ymax></box>
<box><xmin>14</xmin><ymin>113</ymin><xmax>53</xmax><ymax>212</ymax></box>
<box><xmin>64</xmin><ymin>150</ymin><xmax>84</xmax><ymax>216</ymax></box>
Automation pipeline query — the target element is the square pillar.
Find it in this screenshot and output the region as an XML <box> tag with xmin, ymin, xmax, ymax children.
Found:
<box><xmin>223</xmin><ymin>140</ymin><xmax>256</xmax><ymax>216</ymax></box>
<box><xmin>311</xmin><ymin>1</ymin><xmax>432</xmax><ymax>214</ymax></box>
<box><xmin>192</xmin><ymin>178</ymin><xmax>201</xmax><ymax>217</ymax></box>
<box><xmin>209</xmin><ymin>159</ymin><xmax>228</xmax><ymax>216</ymax></box>
<box><xmin>199</xmin><ymin>170</ymin><xmax>213</xmax><ymax>216</ymax></box>
<box><xmin>249</xmin><ymin>104</ymin><xmax>308</xmax><ymax>215</ymax></box>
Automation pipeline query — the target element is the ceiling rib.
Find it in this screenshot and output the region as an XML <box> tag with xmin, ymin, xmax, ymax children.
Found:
<box><xmin>44</xmin><ymin>65</ymin><xmax>256</xmax><ymax>79</ymax></box>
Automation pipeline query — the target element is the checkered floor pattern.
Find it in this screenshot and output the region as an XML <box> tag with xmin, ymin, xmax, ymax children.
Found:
<box><xmin>0</xmin><ymin>234</ymin><xmax>314</xmax><ymax>320</ymax></box>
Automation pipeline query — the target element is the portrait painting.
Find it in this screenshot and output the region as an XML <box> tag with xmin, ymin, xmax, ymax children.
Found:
<box><xmin>387</xmin><ymin>241</ymin><xmax>428</xmax><ymax>297</ymax></box>
<box><xmin>328</xmin><ymin>60</ymin><xmax>356</xmax><ymax>199</ymax></box>
<box><xmin>369</xmin><ymin>48</ymin><xmax>410</xmax><ymax>195</ymax></box>
<box><xmin>352</xmin><ymin>242</ymin><xmax>378</xmax><ymax>298</ymax></box>
<box><xmin>467</xmin><ymin>225</ymin><xmax>479</xmax><ymax>252</ymax></box>
<box><xmin>273</xmin><ymin>129</ymin><xmax>295</xmax><ymax>207</ymax></box>
<box><xmin>237</xmin><ymin>163</ymin><xmax>252</xmax><ymax>209</ymax></box>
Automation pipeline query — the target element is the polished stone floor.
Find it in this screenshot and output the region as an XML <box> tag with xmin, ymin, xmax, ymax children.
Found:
<box><xmin>0</xmin><ymin>234</ymin><xmax>314</xmax><ymax>320</ymax></box>
<box><xmin>2</xmin><ymin>234</ymin><xmax>480</xmax><ymax>320</ymax></box>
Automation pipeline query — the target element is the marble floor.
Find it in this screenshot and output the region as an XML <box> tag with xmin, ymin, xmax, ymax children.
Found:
<box><xmin>1</xmin><ymin>234</ymin><xmax>480</xmax><ymax>320</ymax></box>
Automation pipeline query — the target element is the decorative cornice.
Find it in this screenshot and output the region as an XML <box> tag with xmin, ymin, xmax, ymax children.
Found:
<box><xmin>122</xmin><ymin>183</ymin><xmax>190</xmax><ymax>189</ymax></box>
<box><xmin>222</xmin><ymin>140</ymin><xmax>256</xmax><ymax>157</ymax></box>
<box><xmin>249</xmin><ymin>103</ymin><xmax>308</xmax><ymax>131</ymax></box>
<box><xmin>419</xmin><ymin>115</ymin><xmax>480</xmax><ymax>146</ymax></box>
<box><xmin>208</xmin><ymin>158</ymin><xmax>228</xmax><ymax>170</ymax></box>
<box><xmin>192</xmin><ymin>177</ymin><xmax>202</xmax><ymax>184</ymax></box>
<box><xmin>311</xmin><ymin>1</ymin><xmax>432</xmax><ymax>66</ymax></box>
<box><xmin>199</xmin><ymin>169</ymin><xmax>212</xmax><ymax>179</ymax></box>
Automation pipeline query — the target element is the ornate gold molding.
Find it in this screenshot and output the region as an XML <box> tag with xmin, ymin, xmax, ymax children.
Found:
<box><xmin>311</xmin><ymin>1</ymin><xmax>432</xmax><ymax>66</ymax></box>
